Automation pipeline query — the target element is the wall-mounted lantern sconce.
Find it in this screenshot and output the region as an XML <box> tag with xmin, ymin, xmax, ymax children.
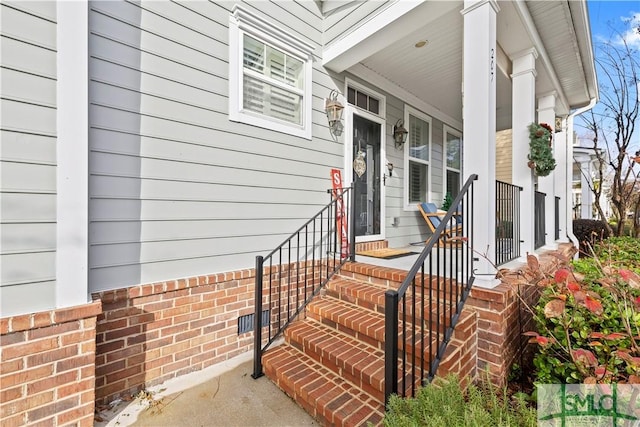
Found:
<box><xmin>325</xmin><ymin>90</ymin><xmax>344</xmax><ymax>137</ymax></box>
<box><xmin>393</xmin><ymin>119</ymin><xmax>408</xmax><ymax>149</ymax></box>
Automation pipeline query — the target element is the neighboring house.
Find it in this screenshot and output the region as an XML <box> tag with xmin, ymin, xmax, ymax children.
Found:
<box><xmin>0</xmin><ymin>1</ymin><xmax>597</xmax><ymax>425</ymax></box>
<box><xmin>573</xmin><ymin>139</ymin><xmax>611</xmax><ymax>220</ymax></box>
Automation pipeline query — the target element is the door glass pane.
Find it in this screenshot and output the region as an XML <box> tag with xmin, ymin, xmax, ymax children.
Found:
<box><xmin>356</xmin><ymin>92</ymin><xmax>368</xmax><ymax>109</ymax></box>
<box><xmin>353</xmin><ymin>115</ymin><xmax>381</xmax><ymax>237</ymax></box>
<box><xmin>347</xmin><ymin>87</ymin><xmax>356</xmax><ymax>105</ymax></box>
<box><xmin>369</xmin><ymin>98</ymin><xmax>379</xmax><ymax>114</ymax></box>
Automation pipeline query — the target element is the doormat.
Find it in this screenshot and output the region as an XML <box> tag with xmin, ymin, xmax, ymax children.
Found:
<box><xmin>356</xmin><ymin>248</ymin><xmax>415</xmax><ymax>260</ymax></box>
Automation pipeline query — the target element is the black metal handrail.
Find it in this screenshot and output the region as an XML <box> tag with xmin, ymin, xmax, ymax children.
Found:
<box><xmin>252</xmin><ymin>185</ymin><xmax>356</xmax><ymax>378</ymax></box>
<box><xmin>495</xmin><ymin>180</ymin><xmax>522</xmax><ymax>265</ymax></box>
<box><xmin>384</xmin><ymin>174</ymin><xmax>477</xmax><ymax>405</ymax></box>
<box><xmin>535</xmin><ymin>191</ymin><xmax>546</xmax><ymax>249</ymax></box>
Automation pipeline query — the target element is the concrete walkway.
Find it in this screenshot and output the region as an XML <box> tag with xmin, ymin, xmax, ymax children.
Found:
<box><xmin>95</xmin><ymin>351</ymin><xmax>317</xmax><ymax>427</ymax></box>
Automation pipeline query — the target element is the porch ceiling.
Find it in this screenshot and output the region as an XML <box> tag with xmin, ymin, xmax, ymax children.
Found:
<box><xmin>341</xmin><ymin>0</ymin><xmax>596</xmax><ymax>130</ymax></box>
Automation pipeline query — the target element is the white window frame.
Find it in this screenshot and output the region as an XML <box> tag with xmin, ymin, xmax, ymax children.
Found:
<box><xmin>443</xmin><ymin>125</ymin><xmax>463</xmax><ymax>204</ymax></box>
<box><xmin>403</xmin><ymin>106</ymin><xmax>432</xmax><ymax>211</ymax></box>
<box><xmin>229</xmin><ymin>5</ymin><xmax>314</xmax><ymax>139</ymax></box>
<box><xmin>343</xmin><ymin>78</ymin><xmax>386</xmax><ymax>118</ymax></box>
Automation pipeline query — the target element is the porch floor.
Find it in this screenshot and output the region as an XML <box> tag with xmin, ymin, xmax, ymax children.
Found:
<box><xmin>355</xmin><ymin>242</ymin><xmax>561</xmax><ymax>281</ymax></box>
<box><xmin>354</xmin><ymin>245</ymin><xmax>423</xmax><ymax>270</ymax></box>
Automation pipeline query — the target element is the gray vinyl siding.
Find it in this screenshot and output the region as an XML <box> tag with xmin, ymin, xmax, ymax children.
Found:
<box><xmin>88</xmin><ymin>0</ymin><xmax>341</xmax><ymax>292</ymax></box>
<box><xmin>322</xmin><ymin>1</ymin><xmax>390</xmax><ymax>48</ymax></box>
<box><xmin>0</xmin><ymin>2</ymin><xmax>57</xmax><ymax>315</ymax></box>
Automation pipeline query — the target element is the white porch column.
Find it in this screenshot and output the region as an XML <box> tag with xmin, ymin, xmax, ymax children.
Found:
<box><xmin>554</xmin><ymin>118</ymin><xmax>569</xmax><ymax>241</ymax></box>
<box><xmin>510</xmin><ymin>48</ymin><xmax>538</xmax><ymax>257</ymax></box>
<box><xmin>579</xmin><ymin>158</ymin><xmax>593</xmax><ymax>219</ymax></box>
<box><xmin>56</xmin><ymin>1</ymin><xmax>90</xmax><ymax>307</ymax></box>
<box><xmin>462</xmin><ymin>0</ymin><xmax>499</xmax><ymax>282</ymax></box>
<box><xmin>537</xmin><ymin>93</ymin><xmax>556</xmax><ymax>246</ymax></box>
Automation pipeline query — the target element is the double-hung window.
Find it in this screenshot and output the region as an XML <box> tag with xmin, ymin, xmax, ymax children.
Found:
<box><xmin>444</xmin><ymin>126</ymin><xmax>462</xmax><ymax>200</ymax></box>
<box><xmin>404</xmin><ymin>108</ymin><xmax>431</xmax><ymax>208</ymax></box>
<box><xmin>229</xmin><ymin>6</ymin><xmax>313</xmax><ymax>139</ymax></box>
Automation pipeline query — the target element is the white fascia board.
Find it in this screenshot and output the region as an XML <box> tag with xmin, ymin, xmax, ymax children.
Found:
<box><xmin>512</xmin><ymin>1</ymin><xmax>571</xmax><ymax>113</ymax></box>
<box><xmin>323</xmin><ymin>1</ymin><xmax>457</xmax><ymax>72</ymax></box>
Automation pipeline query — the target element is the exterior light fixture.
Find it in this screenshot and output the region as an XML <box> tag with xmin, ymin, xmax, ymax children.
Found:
<box><xmin>325</xmin><ymin>90</ymin><xmax>344</xmax><ymax>137</ymax></box>
<box><xmin>393</xmin><ymin>119</ymin><xmax>408</xmax><ymax>149</ymax></box>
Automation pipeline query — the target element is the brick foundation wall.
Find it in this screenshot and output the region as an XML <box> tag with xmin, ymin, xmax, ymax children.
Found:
<box><xmin>93</xmin><ymin>269</ymin><xmax>257</xmax><ymax>405</ymax></box>
<box><xmin>92</xmin><ymin>259</ymin><xmax>327</xmax><ymax>406</ymax></box>
<box><xmin>439</xmin><ymin>309</ymin><xmax>478</xmax><ymax>386</ymax></box>
<box><xmin>467</xmin><ymin>284</ymin><xmax>529</xmax><ymax>386</ymax></box>
<box><xmin>0</xmin><ymin>301</ymin><xmax>102</xmax><ymax>427</ymax></box>
<box><xmin>467</xmin><ymin>244</ymin><xmax>576</xmax><ymax>386</ymax></box>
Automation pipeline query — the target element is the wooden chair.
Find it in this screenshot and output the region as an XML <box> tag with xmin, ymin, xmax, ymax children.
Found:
<box><xmin>418</xmin><ymin>202</ymin><xmax>463</xmax><ymax>246</ymax></box>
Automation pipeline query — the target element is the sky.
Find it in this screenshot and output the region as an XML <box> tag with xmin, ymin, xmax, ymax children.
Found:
<box><xmin>579</xmin><ymin>1</ymin><xmax>639</xmax><ymax>152</ymax></box>
<box><xmin>588</xmin><ymin>0</ymin><xmax>640</xmax><ymax>49</ymax></box>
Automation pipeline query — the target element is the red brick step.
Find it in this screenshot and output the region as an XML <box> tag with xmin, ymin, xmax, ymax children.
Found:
<box><xmin>262</xmin><ymin>344</ymin><xmax>384</xmax><ymax>427</ymax></box>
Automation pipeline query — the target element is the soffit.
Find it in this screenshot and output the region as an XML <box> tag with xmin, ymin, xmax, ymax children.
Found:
<box><xmin>343</xmin><ymin>1</ymin><xmax>596</xmax><ymax>128</ymax></box>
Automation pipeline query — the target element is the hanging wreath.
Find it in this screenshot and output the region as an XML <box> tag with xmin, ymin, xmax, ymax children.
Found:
<box><xmin>527</xmin><ymin>122</ymin><xmax>556</xmax><ymax>177</ymax></box>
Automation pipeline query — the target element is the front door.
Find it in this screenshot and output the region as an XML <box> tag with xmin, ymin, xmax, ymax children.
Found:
<box><xmin>347</xmin><ymin>110</ymin><xmax>385</xmax><ymax>242</ymax></box>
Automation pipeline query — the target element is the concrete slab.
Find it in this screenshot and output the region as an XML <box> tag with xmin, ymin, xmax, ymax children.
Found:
<box><xmin>95</xmin><ymin>351</ymin><xmax>317</xmax><ymax>427</ymax></box>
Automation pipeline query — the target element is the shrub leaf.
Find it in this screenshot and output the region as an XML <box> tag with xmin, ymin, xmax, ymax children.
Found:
<box><xmin>544</xmin><ymin>299</ymin><xmax>565</xmax><ymax>318</ymax></box>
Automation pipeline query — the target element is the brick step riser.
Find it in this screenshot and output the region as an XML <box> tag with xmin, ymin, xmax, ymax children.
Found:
<box><xmin>328</xmin><ymin>279</ymin><xmax>464</xmax><ymax>310</ymax></box>
<box><xmin>325</xmin><ymin>289</ymin><xmax>459</xmax><ymax>325</ymax></box>
<box><xmin>337</xmin><ymin>263</ymin><xmax>463</xmax><ymax>293</ymax></box>
<box><xmin>303</xmin><ymin>310</ymin><xmax>444</xmax><ymax>364</ymax></box>
<box><xmin>285</xmin><ymin>318</ymin><xmax>384</xmax><ymax>401</ymax></box>
<box><xmin>282</xmin><ymin>324</ymin><xmax>427</xmax><ymax>403</ymax></box>
<box><xmin>308</xmin><ymin>298</ymin><xmax>456</xmax><ymax>339</ymax></box>
<box><xmin>302</xmin><ymin>304</ymin><xmax>446</xmax><ymax>364</ymax></box>
<box><xmin>287</xmin><ymin>337</ymin><xmax>385</xmax><ymax>402</ymax></box>
<box><xmin>261</xmin><ymin>345</ymin><xmax>385</xmax><ymax>426</ymax></box>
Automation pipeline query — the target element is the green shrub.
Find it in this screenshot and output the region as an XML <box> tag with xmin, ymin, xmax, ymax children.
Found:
<box><xmin>526</xmin><ymin>239</ymin><xmax>640</xmax><ymax>384</ymax></box>
<box><xmin>593</xmin><ymin>237</ymin><xmax>640</xmax><ymax>270</ymax></box>
<box><xmin>573</xmin><ymin>219</ymin><xmax>610</xmax><ymax>256</ymax></box>
<box><xmin>382</xmin><ymin>374</ymin><xmax>537</xmax><ymax>427</ymax></box>
<box><xmin>441</xmin><ymin>192</ymin><xmax>453</xmax><ymax>211</ymax></box>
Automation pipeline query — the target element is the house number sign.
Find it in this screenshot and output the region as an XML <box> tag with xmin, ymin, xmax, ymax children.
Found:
<box><xmin>490</xmin><ymin>48</ymin><xmax>495</xmax><ymax>82</ymax></box>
